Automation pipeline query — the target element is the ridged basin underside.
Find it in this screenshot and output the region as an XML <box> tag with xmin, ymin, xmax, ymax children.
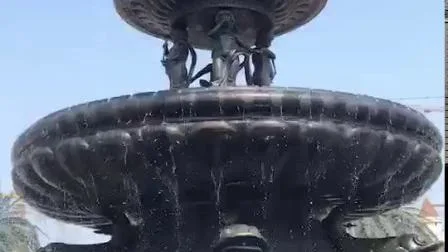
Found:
<box><xmin>114</xmin><ymin>0</ymin><xmax>327</xmax><ymax>49</ymax></box>
<box><xmin>12</xmin><ymin>87</ymin><xmax>442</xmax><ymax>238</ymax></box>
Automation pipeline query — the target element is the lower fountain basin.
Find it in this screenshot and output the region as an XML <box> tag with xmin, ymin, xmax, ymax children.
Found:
<box><xmin>11</xmin><ymin>87</ymin><xmax>442</xmax><ymax>249</ymax></box>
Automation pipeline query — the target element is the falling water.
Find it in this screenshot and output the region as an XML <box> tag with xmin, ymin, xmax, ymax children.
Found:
<box><xmin>261</xmin><ymin>162</ymin><xmax>266</xmax><ymax>182</ymax></box>
<box><xmin>311</xmin><ymin>241</ymin><xmax>319</xmax><ymax>252</ymax></box>
<box><xmin>122</xmin><ymin>176</ymin><xmax>143</xmax><ymax>226</ymax></box>
<box><xmin>168</xmin><ymin>144</ymin><xmax>182</xmax><ymax>251</ymax></box>
<box><xmin>346</xmin><ymin>131</ymin><xmax>361</xmax><ymax>201</ymax></box>
<box><xmin>305</xmin><ymin>186</ymin><xmax>314</xmax><ymax>235</ymax></box>
<box><xmin>264</xmin><ymin>160</ymin><xmax>275</xmax><ymax>224</ymax></box>
<box><xmin>211</xmin><ymin>164</ymin><xmax>224</xmax><ymax>224</ymax></box>
<box><xmin>313</xmin><ymin>139</ymin><xmax>327</xmax><ymax>182</ymax></box>
<box><xmin>260</xmin><ymin>162</ymin><xmax>268</xmax><ymax>220</ymax></box>
<box><xmin>381</xmin><ymin>174</ymin><xmax>394</xmax><ymax>204</ymax></box>
<box><xmin>88</xmin><ymin>172</ymin><xmax>100</xmax><ymax>206</ymax></box>
<box><xmin>348</xmin><ymin>165</ymin><xmax>361</xmax><ymax>201</ymax></box>
<box><xmin>382</xmin><ymin>145</ymin><xmax>414</xmax><ymax>205</ymax></box>
<box><xmin>399</xmin><ymin>186</ymin><xmax>407</xmax><ymax>206</ymax></box>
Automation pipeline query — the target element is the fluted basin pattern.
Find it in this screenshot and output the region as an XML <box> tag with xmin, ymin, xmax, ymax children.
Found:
<box><xmin>114</xmin><ymin>0</ymin><xmax>327</xmax><ymax>49</ymax></box>
<box><xmin>11</xmin><ymin>87</ymin><xmax>442</xmax><ymax>237</ymax></box>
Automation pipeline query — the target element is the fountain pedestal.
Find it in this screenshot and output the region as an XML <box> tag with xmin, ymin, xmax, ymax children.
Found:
<box><xmin>12</xmin><ymin>0</ymin><xmax>444</xmax><ymax>251</ymax></box>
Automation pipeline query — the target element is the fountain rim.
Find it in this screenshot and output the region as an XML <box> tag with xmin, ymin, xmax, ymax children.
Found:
<box><xmin>11</xmin><ymin>87</ymin><xmax>443</xmax><ymax>160</ymax></box>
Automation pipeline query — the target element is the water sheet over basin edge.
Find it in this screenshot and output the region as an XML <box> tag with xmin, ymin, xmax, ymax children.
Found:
<box><xmin>11</xmin><ymin>87</ymin><xmax>443</xmax><ymax>231</ymax></box>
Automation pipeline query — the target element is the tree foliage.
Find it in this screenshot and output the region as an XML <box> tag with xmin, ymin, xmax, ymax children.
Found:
<box><xmin>0</xmin><ymin>193</ymin><xmax>40</xmax><ymax>252</ymax></box>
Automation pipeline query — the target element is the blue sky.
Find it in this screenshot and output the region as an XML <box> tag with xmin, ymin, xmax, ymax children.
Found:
<box><xmin>0</xmin><ymin>0</ymin><xmax>444</xmax><ymax>244</ymax></box>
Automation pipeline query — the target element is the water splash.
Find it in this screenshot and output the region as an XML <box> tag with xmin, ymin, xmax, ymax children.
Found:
<box><xmin>260</xmin><ymin>162</ymin><xmax>268</xmax><ymax>220</ymax></box>
<box><xmin>122</xmin><ymin>176</ymin><xmax>143</xmax><ymax>226</ymax></box>
<box><xmin>211</xmin><ymin>164</ymin><xmax>224</xmax><ymax>224</ymax></box>
<box><xmin>151</xmin><ymin>144</ymin><xmax>182</xmax><ymax>251</ymax></box>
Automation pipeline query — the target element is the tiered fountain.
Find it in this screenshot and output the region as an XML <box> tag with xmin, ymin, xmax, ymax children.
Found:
<box><xmin>12</xmin><ymin>0</ymin><xmax>444</xmax><ymax>251</ymax></box>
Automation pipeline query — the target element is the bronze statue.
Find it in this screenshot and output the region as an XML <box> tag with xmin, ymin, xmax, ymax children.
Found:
<box><xmin>189</xmin><ymin>10</ymin><xmax>252</xmax><ymax>88</ymax></box>
<box><xmin>250</xmin><ymin>29</ymin><xmax>276</xmax><ymax>87</ymax></box>
<box><xmin>161</xmin><ymin>29</ymin><xmax>197</xmax><ymax>89</ymax></box>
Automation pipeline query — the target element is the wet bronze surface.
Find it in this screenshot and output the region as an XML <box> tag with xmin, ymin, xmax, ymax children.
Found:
<box><xmin>114</xmin><ymin>0</ymin><xmax>327</xmax><ymax>49</ymax></box>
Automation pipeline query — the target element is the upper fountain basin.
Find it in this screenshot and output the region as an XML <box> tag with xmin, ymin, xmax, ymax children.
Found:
<box><xmin>114</xmin><ymin>0</ymin><xmax>328</xmax><ymax>49</ymax></box>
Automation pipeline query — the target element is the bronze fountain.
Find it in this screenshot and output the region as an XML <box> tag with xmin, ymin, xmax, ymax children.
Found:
<box><xmin>11</xmin><ymin>0</ymin><xmax>444</xmax><ymax>251</ymax></box>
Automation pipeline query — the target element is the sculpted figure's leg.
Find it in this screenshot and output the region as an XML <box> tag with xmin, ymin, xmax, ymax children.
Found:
<box><xmin>227</xmin><ymin>55</ymin><xmax>241</xmax><ymax>86</ymax></box>
<box><xmin>252</xmin><ymin>49</ymin><xmax>276</xmax><ymax>87</ymax></box>
<box><xmin>211</xmin><ymin>53</ymin><xmax>227</xmax><ymax>86</ymax></box>
<box><xmin>252</xmin><ymin>30</ymin><xmax>276</xmax><ymax>87</ymax></box>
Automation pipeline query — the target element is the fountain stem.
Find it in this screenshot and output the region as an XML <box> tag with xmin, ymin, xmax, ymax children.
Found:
<box><xmin>213</xmin><ymin>224</ymin><xmax>269</xmax><ymax>252</ymax></box>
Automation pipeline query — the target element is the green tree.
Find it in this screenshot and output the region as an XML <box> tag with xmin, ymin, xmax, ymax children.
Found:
<box><xmin>347</xmin><ymin>207</ymin><xmax>444</xmax><ymax>251</ymax></box>
<box><xmin>0</xmin><ymin>193</ymin><xmax>40</xmax><ymax>252</ymax></box>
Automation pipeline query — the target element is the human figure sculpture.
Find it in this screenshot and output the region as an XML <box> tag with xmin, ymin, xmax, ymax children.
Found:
<box><xmin>252</xmin><ymin>29</ymin><xmax>277</xmax><ymax>86</ymax></box>
<box><xmin>208</xmin><ymin>10</ymin><xmax>241</xmax><ymax>87</ymax></box>
<box><xmin>191</xmin><ymin>11</ymin><xmax>251</xmax><ymax>87</ymax></box>
<box><xmin>161</xmin><ymin>29</ymin><xmax>197</xmax><ymax>89</ymax></box>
